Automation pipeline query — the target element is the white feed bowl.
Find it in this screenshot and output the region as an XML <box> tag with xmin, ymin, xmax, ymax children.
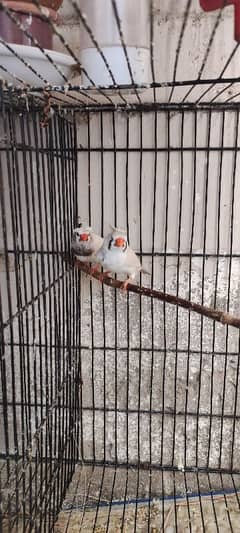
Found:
<box><xmin>0</xmin><ymin>44</ymin><xmax>76</xmax><ymax>87</ymax></box>
<box><xmin>80</xmin><ymin>46</ymin><xmax>151</xmax><ymax>86</ymax></box>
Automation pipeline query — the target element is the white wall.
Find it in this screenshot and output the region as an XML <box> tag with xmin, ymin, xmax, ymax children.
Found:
<box><xmin>1</xmin><ymin>0</ymin><xmax>240</xmax><ymax>500</ymax></box>
<box><xmin>60</xmin><ymin>1</ymin><xmax>240</xmax><ymax>472</ymax></box>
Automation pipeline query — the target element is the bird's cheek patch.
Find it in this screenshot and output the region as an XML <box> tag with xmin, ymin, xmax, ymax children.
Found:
<box><xmin>114</xmin><ymin>237</ymin><xmax>126</xmax><ymax>248</ymax></box>
<box><xmin>80</xmin><ymin>233</ymin><xmax>89</xmax><ymax>241</ymax></box>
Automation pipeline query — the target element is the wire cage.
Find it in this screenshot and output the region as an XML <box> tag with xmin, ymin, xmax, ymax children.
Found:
<box><xmin>1</xmin><ymin>0</ymin><xmax>240</xmax><ymax>531</ymax></box>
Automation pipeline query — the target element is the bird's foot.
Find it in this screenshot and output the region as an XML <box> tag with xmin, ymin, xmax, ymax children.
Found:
<box><xmin>74</xmin><ymin>258</ymin><xmax>85</xmax><ymax>268</ymax></box>
<box><xmin>89</xmin><ymin>264</ymin><xmax>100</xmax><ymax>275</ymax></box>
<box><xmin>120</xmin><ymin>279</ymin><xmax>130</xmax><ymax>292</ymax></box>
<box><xmin>98</xmin><ymin>271</ymin><xmax>111</xmax><ymax>282</ymax></box>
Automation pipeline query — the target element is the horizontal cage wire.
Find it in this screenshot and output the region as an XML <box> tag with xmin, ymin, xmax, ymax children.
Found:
<box><xmin>1</xmin><ymin>0</ymin><xmax>240</xmax><ymax>107</ymax></box>
<box><xmin>1</xmin><ymin>0</ymin><xmax>240</xmax><ymax>532</ymax></box>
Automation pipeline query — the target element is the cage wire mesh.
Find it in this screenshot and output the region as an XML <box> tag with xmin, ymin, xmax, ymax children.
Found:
<box><xmin>1</xmin><ymin>0</ymin><xmax>240</xmax><ymax>531</ymax></box>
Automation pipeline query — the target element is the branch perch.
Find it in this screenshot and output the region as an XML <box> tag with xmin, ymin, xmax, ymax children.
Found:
<box><xmin>71</xmin><ymin>258</ymin><xmax>240</xmax><ymax>330</ymax></box>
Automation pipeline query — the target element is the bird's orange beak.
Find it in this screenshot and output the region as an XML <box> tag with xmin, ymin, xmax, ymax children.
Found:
<box><xmin>79</xmin><ymin>233</ymin><xmax>89</xmax><ymax>241</ymax></box>
<box><xmin>114</xmin><ymin>237</ymin><xmax>126</xmax><ymax>248</ymax></box>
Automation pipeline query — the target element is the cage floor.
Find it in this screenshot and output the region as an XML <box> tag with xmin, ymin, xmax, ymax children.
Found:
<box><xmin>55</xmin><ymin>466</ymin><xmax>240</xmax><ymax>532</ymax></box>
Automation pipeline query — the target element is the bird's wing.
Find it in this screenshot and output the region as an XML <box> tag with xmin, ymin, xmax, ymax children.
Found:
<box><xmin>91</xmin><ymin>233</ymin><xmax>104</xmax><ymax>252</ymax></box>
<box><xmin>95</xmin><ymin>246</ymin><xmax>105</xmax><ymax>262</ymax></box>
<box><xmin>125</xmin><ymin>247</ymin><xmax>142</xmax><ymax>270</ymax></box>
<box><xmin>126</xmin><ymin>248</ymin><xmax>150</xmax><ymax>275</ymax></box>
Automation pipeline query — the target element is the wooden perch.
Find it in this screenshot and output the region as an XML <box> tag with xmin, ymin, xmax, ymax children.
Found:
<box><xmin>71</xmin><ymin>257</ymin><xmax>240</xmax><ymax>330</ymax></box>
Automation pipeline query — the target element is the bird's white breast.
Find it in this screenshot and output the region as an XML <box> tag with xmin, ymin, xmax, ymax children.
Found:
<box><xmin>102</xmin><ymin>248</ymin><xmax>137</xmax><ymax>275</ymax></box>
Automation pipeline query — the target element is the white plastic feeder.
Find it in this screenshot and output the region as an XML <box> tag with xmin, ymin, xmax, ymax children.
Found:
<box><xmin>79</xmin><ymin>0</ymin><xmax>150</xmax><ymax>87</ymax></box>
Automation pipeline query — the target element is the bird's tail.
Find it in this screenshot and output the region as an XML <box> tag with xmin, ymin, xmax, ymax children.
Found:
<box><xmin>141</xmin><ymin>267</ymin><xmax>151</xmax><ymax>275</ymax></box>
